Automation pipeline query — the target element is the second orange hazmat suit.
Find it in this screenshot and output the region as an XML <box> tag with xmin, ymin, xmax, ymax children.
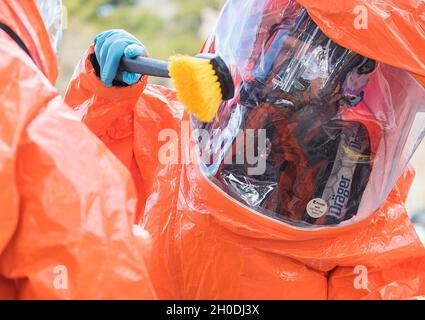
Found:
<box><xmin>0</xmin><ymin>0</ymin><xmax>156</xmax><ymax>299</ymax></box>
<box><xmin>66</xmin><ymin>0</ymin><xmax>425</xmax><ymax>299</ymax></box>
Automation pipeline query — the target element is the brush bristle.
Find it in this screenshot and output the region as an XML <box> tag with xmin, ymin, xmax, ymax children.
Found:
<box><xmin>169</xmin><ymin>55</ymin><xmax>222</xmax><ymax>122</ymax></box>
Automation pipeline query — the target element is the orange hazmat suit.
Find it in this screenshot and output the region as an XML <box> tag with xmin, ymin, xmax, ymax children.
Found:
<box><xmin>0</xmin><ymin>0</ymin><xmax>156</xmax><ymax>299</ymax></box>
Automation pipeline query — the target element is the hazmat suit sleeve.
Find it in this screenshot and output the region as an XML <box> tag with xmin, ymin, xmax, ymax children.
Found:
<box><xmin>65</xmin><ymin>46</ymin><xmax>148</xmax><ymax>161</ymax></box>
<box><xmin>0</xmin><ymin>33</ymin><xmax>156</xmax><ymax>299</ymax></box>
<box><xmin>65</xmin><ymin>46</ymin><xmax>152</xmax><ymax>218</ymax></box>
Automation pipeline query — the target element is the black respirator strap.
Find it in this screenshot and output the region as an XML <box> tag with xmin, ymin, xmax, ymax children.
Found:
<box><xmin>0</xmin><ymin>22</ymin><xmax>33</xmax><ymax>60</ymax></box>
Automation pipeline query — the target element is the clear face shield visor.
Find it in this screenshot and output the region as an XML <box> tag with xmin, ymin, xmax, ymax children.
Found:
<box><xmin>35</xmin><ymin>0</ymin><xmax>64</xmax><ymax>55</ymax></box>
<box><xmin>193</xmin><ymin>0</ymin><xmax>425</xmax><ymax>229</ymax></box>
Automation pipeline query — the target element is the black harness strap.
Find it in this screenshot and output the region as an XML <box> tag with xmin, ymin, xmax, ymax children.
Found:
<box><xmin>0</xmin><ymin>22</ymin><xmax>32</xmax><ymax>58</ymax></box>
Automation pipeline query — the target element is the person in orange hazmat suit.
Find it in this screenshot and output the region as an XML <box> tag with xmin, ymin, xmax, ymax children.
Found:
<box><xmin>0</xmin><ymin>0</ymin><xmax>156</xmax><ymax>299</ymax></box>
<box><xmin>66</xmin><ymin>0</ymin><xmax>425</xmax><ymax>299</ymax></box>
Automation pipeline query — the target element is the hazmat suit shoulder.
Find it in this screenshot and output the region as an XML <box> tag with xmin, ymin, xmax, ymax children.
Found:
<box><xmin>0</xmin><ymin>0</ymin><xmax>156</xmax><ymax>299</ymax></box>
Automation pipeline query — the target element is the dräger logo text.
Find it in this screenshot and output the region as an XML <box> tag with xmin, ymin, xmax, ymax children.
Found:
<box><xmin>329</xmin><ymin>176</ymin><xmax>351</xmax><ymax>217</ymax></box>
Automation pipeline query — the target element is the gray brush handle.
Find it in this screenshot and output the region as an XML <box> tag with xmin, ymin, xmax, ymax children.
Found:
<box><xmin>121</xmin><ymin>56</ymin><xmax>170</xmax><ymax>78</ymax></box>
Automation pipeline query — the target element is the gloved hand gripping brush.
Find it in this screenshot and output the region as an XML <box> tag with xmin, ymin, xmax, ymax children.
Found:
<box><xmin>120</xmin><ymin>54</ymin><xmax>235</xmax><ymax>123</ymax></box>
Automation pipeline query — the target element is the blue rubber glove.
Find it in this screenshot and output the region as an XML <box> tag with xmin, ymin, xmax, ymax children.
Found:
<box><xmin>94</xmin><ymin>29</ymin><xmax>147</xmax><ymax>87</ymax></box>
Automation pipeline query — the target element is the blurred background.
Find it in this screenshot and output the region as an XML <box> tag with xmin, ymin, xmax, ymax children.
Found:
<box><xmin>59</xmin><ymin>0</ymin><xmax>425</xmax><ymax>242</ymax></box>
<box><xmin>58</xmin><ymin>0</ymin><xmax>225</xmax><ymax>92</ymax></box>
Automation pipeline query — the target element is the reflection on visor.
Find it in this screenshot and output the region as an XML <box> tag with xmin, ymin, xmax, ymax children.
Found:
<box><xmin>240</xmin><ymin>10</ymin><xmax>375</xmax><ymax>113</ymax></box>
<box><xmin>193</xmin><ymin>0</ymin><xmax>425</xmax><ymax>229</ymax></box>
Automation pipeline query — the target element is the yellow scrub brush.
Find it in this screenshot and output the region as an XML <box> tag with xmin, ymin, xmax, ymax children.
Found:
<box><xmin>121</xmin><ymin>54</ymin><xmax>235</xmax><ymax>123</ymax></box>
